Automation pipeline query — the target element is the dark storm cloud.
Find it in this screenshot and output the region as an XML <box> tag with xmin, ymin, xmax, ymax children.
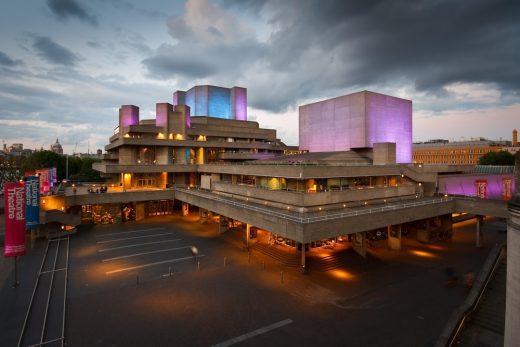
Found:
<box><xmin>266</xmin><ymin>0</ymin><xmax>519</xmax><ymax>93</ymax></box>
<box><xmin>46</xmin><ymin>0</ymin><xmax>98</xmax><ymax>25</ymax></box>
<box><xmin>31</xmin><ymin>35</ymin><xmax>79</xmax><ymax>66</ymax></box>
<box><xmin>143</xmin><ymin>41</ymin><xmax>267</xmax><ymax>80</ymax></box>
<box><xmin>144</xmin><ymin>0</ymin><xmax>519</xmax><ymax>112</ymax></box>
<box><xmin>0</xmin><ymin>51</ymin><xmax>24</xmax><ymax>67</ymax></box>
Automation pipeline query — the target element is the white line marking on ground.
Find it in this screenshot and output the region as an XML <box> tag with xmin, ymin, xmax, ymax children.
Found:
<box><xmin>211</xmin><ymin>319</ymin><xmax>293</xmax><ymax>347</ymax></box>
<box><xmin>98</xmin><ymin>239</ymin><xmax>182</xmax><ymax>252</ymax></box>
<box><xmin>102</xmin><ymin>246</ymin><xmax>192</xmax><ymax>262</ymax></box>
<box><xmin>96</xmin><ymin>227</ymin><xmax>165</xmax><ymax>238</ymax></box>
<box><xmin>105</xmin><ymin>255</ymin><xmax>205</xmax><ymax>275</ymax></box>
<box><xmin>96</xmin><ymin>233</ymin><xmax>171</xmax><ymax>244</ymax></box>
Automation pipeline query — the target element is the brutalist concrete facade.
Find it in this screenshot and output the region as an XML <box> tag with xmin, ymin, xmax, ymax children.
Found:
<box><xmin>299</xmin><ymin>91</ymin><xmax>412</xmax><ymax>163</ymax></box>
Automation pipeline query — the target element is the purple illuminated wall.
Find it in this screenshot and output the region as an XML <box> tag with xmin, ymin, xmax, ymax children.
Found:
<box><xmin>299</xmin><ymin>91</ymin><xmax>412</xmax><ymax>163</ymax></box>
<box><xmin>155</xmin><ymin>103</ymin><xmax>171</xmax><ymax>128</ymax></box>
<box><xmin>120</xmin><ymin>105</ymin><xmax>139</xmax><ymax>127</ymax></box>
<box><xmin>173</xmin><ymin>91</ymin><xmax>186</xmax><ymax>106</ymax></box>
<box><xmin>231</xmin><ymin>87</ymin><xmax>247</xmax><ymax>121</ymax></box>
<box><xmin>439</xmin><ymin>173</ymin><xmax>516</xmax><ymax>200</ymax></box>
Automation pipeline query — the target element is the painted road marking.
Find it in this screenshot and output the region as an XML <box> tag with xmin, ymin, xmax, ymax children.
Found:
<box><xmin>96</xmin><ymin>233</ymin><xmax>171</xmax><ymax>244</ymax></box>
<box><xmin>105</xmin><ymin>255</ymin><xmax>205</xmax><ymax>275</ymax></box>
<box><xmin>96</xmin><ymin>227</ymin><xmax>165</xmax><ymax>238</ymax></box>
<box><xmin>211</xmin><ymin>319</ymin><xmax>293</xmax><ymax>347</ymax></box>
<box><xmin>102</xmin><ymin>246</ymin><xmax>192</xmax><ymax>262</ymax></box>
<box><xmin>98</xmin><ymin>239</ymin><xmax>182</xmax><ymax>253</ymax></box>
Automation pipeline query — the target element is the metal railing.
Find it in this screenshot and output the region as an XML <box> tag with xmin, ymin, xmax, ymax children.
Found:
<box><xmin>435</xmin><ymin>242</ymin><xmax>507</xmax><ymax>347</ymax></box>
<box><xmin>174</xmin><ymin>186</ymin><xmax>453</xmax><ymax>224</ymax></box>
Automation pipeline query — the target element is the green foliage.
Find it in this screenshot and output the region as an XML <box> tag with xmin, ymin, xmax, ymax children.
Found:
<box><xmin>0</xmin><ymin>160</ymin><xmax>22</xmax><ymax>190</ymax></box>
<box><xmin>478</xmin><ymin>150</ymin><xmax>515</xmax><ymax>165</ymax></box>
<box><xmin>21</xmin><ymin>150</ymin><xmax>65</xmax><ymax>177</ymax></box>
<box><xmin>20</xmin><ymin>151</ymin><xmax>103</xmax><ymax>182</ymax></box>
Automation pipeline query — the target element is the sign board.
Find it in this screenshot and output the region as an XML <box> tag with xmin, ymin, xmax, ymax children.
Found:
<box><xmin>25</xmin><ymin>176</ymin><xmax>40</xmax><ymax>228</ymax></box>
<box><xmin>4</xmin><ymin>182</ymin><xmax>26</xmax><ymax>257</ymax></box>
<box><xmin>475</xmin><ymin>180</ymin><xmax>487</xmax><ymax>199</ymax></box>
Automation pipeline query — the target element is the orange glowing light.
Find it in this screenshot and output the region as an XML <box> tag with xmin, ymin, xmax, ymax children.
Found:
<box><xmin>427</xmin><ymin>244</ymin><xmax>445</xmax><ymax>251</ymax></box>
<box><xmin>329</xmin><ymin>269</ymin><xmax>354</xmax><ymax>281</ymax></box>
<box><xmin>409</xmin><ymin>250</ymin><xmax>435</xmax><ymax>258</ymax></box>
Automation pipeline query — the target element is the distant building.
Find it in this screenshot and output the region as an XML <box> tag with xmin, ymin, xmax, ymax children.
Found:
<box><xmin>51</xmin><ymin>138</ymin><xmax>63</xmax><ymax>154</ymax></box>
<box><xmin>413</xmin><ymin>130</ymin><xmax>519</xmax><ymax>165</ymax></box>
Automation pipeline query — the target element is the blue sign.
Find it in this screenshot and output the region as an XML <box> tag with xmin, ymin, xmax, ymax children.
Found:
<box><xmin>25</xmin><ymin>176</ymin><xmax>40</xmax><ymax>228</ymax></box>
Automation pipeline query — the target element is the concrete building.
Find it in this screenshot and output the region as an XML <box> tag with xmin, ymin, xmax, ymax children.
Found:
<box><xmin>506</xmin><ymin>153</ymin><xmax>520</xmax><ymax>346</ymax></box>
<box><xmin>94</xmin><ymin>99</ymin><xmax>292</xmax><ymax>192</ymax></box>
<box><xmin>173</xmin><ymin>85</ymin><xmax>247</xmax><ymax>121</ymax></box>
<box><xmin>413</xmin><ymin>138</ymin><xmax>508</xmax><ymax>165</ymax></box>
<box><xmin>414</xmin><ymin>129</ymin><xmax>519</xmax><ymax>165</ymax></box>
<box><xmin>299</xmin><ymin>91</ymin><xmax>412</xmax><ymax>163</ymax></box>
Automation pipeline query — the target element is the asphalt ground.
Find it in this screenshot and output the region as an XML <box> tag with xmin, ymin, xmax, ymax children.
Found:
<box><xmin>0</xmin><ymin>214</ymin><xmax>507</xmax><ymax>347</ymax></box>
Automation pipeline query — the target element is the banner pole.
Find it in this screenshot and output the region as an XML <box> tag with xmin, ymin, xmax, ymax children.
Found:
<box><xmin>13</xmin><ymin>256</ymin><xmax>19</xmax><ymax>288</ymax></box>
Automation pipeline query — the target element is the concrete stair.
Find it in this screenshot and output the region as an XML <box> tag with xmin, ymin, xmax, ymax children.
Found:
<box><xmin>251</xmin><ymin>243</ymin><xmax>299</xmax><ymax>267</ymax></box>
<box><xmin>456</xmin><ymin>259</ymin><xmax>506</xmax><ymax>346</ymax></box>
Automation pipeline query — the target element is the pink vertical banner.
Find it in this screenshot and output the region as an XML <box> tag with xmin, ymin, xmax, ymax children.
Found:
<box><xmin>475</xmin><ymin>180</ymin><xmax>487</xmax><ymax>199</ymax></box>
<box><xmin>4</xmin><ymin>182</ymin><xmax>26</xmax><ymax>257</ymax></box>
<box><xmin>502</xmin><ymin>177</ymin><xmax>513</xmax><ymax>201</ymax></box>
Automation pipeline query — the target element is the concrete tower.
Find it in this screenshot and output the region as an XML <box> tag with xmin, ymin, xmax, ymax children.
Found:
<box><xmin>506</xmin><ymin>151</ymin><xmax>520</xmax><ymax>346</ymax></box>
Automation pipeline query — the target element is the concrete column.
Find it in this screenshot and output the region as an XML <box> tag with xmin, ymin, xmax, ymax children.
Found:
<box><xmin>301</xmin><ymin>243</ymin><xmax>306</xmax><ymax>271</ymax></box>
<box><xmin>135</xmin><ymin>202</ymin><xmax>145</xmax><ymax>221</ymax></box>
<box><xmin>353</xmin><ymin>232</ymin><xmax>367</xmax><ymax>258</ymax></box>
<box><xmin>506</xmin><ymin>198</ymin><xmax>520</xmax><ymax>346</ymax></box>
<box><xmin>246</xmin><ymin>223</ymin><xmax>251</xmax><ymax>249</ymax></box>
<box><xmin>174</xmin><ymin>147</ymin><xmax>187</xmax><ymax>165</ymax></box>
<box><xmin>387</xmin><ymin>225</ymin><xmax>402</xmax><ymax>250</ymax></box>
<box><xmin>476</xmin><ymin>215</ymin><xmax>484</xmax><ymax>248</ymax></box>
<box><xmin>182</xmin><ymin>202</ymin><xmax>189</xmax><ymax>216</ymax></box>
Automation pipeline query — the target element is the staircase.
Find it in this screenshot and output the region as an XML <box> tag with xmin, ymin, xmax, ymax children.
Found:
<box><xmin>251</xmin><ymin>243</ymin><xmax>299</xmax><ymax>267</ymax></box>
<box><xmin>456</xmin><ymin>259</ymin><xmax>506</xmax><ymax>346</ymax></box>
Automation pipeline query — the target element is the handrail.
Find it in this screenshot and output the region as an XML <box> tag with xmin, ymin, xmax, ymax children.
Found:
<box><xmin>174</xmin><ymin>186</ymin><xmax>453</xmax><ymax>224</ymax></box>
<box><xmin>435</xmin><ymin>242</ymin><xmax>507</xmax><ymax>347</ymax></box>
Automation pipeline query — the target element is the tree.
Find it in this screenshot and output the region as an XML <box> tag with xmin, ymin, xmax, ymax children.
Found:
<box><xmin>21</xmin><ymin>151</ymin><xmax>65</xmax><ymax>178</ymax></box>
<box><xmin>478</xmin><ymin>150</ymin><xmax>515</xmax><ymax>165</ymax></box>
<box><xmin>20</xmin><ymin>151</ymin><xmax>103</xmax><ymax>182</ymax></box>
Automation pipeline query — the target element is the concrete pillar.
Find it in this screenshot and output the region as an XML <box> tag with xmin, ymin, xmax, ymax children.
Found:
<box><xmin>135</xmin><ymin>202</ymin><xmax>145</xmax><ymax>221</ymax></box>
<box><xmin>301</xmin><ymin>243</ymin><xmax>306</xmax><ymax>271</ymax></box>
<box><xmin>387</xmin><ymin>225</ymin><xmax>402</xmax><ymax>250</ymax></box>
<box><xmin>182</xmin><ymin>202</ymin><xmax>189</xmax><ymax>216</ymax></box>
<box><xmin>353</xmin><ymin>232</ymin><xmax>367</xmax><ymax>258</ymax></box>
<box><xmin>246</xmin><ymin>223</ymin><xmax>251</xmax><ymax>249</ymax></box>
<box><xmin>506</xmin><ymin>197</ymin><xmax>520</xmax><ymax>346</ymax></box>
<box><xmin>174</xmin><ymin>147</ymin><xmax>188</xmax><ymax>165</ymax></box>
<box><xmin>476</xmin><ymin>215</ymin><xmax>484</xmax><ymax>248</ymax></box>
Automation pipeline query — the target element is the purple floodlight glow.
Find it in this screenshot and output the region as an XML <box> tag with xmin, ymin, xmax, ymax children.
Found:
<box><xmin>299</xmin><ymin>91</ymin><xmax>412</xmax><ymax>163</ymax></box>
<box><xmin>185</xmin><ymin>105</ymin><xmax>191</xmax><ymax>128</ymax></box>
<box><xmin>439</xmin><ymin>174</ymin><xmax>516</xmax><ymax>200</ymax></box>
<box><xmin>155</xmin><ymin>103</ymin><xmax>169</xmax><ymax>128</ymax></box>
<box><xmin>365</xmin><ymin>92</ymin><xmax>412</xmax><ymax>163</ymax></box>
<box><xmin>120</xmin><ymin>105</ymin><xmax>139</xmax><ymax>127</ymax></box>
<box><xmin>231</xmin><ymin>87</ymin><xmax>247</xmax><ymax>121</ymax></box>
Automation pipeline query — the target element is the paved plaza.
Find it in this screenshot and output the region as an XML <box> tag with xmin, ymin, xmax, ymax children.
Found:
<box><xmin>0</xmin><ymin>214</ymin><xmax>507</xmax><ymax>346</ymax></box>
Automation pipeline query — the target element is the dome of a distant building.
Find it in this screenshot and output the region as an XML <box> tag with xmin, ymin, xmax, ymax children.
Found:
<box><xmin>51</xmin><ymin>138</ymin><xmax>63</xmax><ymax>154</ymax></box>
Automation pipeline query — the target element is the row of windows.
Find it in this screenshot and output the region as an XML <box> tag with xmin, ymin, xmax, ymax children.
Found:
<box><xmin>414</xmin><ymin>149</ymin><xmax>495</xmax><ymax>155</ymax></box>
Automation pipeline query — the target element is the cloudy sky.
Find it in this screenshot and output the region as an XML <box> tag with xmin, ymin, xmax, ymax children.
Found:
<box><xmin>0</xmin><ymin>0</ymin><xmax>518</xmax><ymax>154</ymax></box>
